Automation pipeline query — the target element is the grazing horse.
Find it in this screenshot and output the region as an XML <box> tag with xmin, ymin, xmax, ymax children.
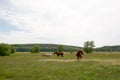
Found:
<box><xmin>42</xmin><ymin>53</ymin><xmax>52</xmax><ymax>57</ymax></box>
<box><xmin>76</xmin><ymin>50</ymin><xmax>84</xmax><ymax>60</ymax></box>
<box><xmin>54</xmin><ymin>52</ymin><xmax>64</xmax><ymax>57</ymax></box>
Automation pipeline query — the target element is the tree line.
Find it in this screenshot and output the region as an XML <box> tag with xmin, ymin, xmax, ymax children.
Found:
<box><xmin>95</xmin><ymin>46</ymin><xmax>120</xmax><ymax>52</ymax></box>
<box><xmin>13</xmin><ymin>43</ymin><xmax>120</xmax><ymax>52</ymax></box>
<box><xmin>15</xmin><ymin>44</ymin><xmax>81</xmax><ymax>52</ymax></box>
<box><xmin>0</xmin><ymin>41</ymin><xmax>120</xmax><ymax>56</ymax></box>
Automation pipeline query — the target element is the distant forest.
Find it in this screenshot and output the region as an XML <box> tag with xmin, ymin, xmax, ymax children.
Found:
<box><xmin>13</xmin><ymin>44</ymin><xmax>81</xmax><ymax>52</ymax></box>
<box><xmin>95</xmin><ymin>46</ymin><xmax>120</xmax><ymax>52</ymax></box>
<box><xmin>12</xmin><ymin>44</ymin><xmax>120</xmax><ymax>52</ymax></box>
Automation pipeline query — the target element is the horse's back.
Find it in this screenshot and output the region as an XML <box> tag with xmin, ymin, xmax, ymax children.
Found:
<box><xmin>54</xmin><ymin>52</ymin><xmax>64</xmax><ymax>57</ymax></box>
<box><xmin>76</xmin><ymin>50</ymin><xmax>83</xmax><ymax>56</ymax></box>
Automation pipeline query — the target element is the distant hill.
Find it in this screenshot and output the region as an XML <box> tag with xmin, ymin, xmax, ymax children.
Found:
<box><xmin>95</xmin><ymin>45</ymin><xmax>120</xmax><ymax>52</ymax></box>
<box><xmin>12</xmin><ymin>44</ymin><xmax>82</xmax><ymax>52</ymax></box>
<box><xmin>12</xmin><ymin>44</ymin><xmax>120</xmax><ymax>52</ymax></box>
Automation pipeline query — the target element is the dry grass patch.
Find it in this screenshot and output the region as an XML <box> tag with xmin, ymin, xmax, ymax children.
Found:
<box><xmin>39</xmin><ymin>59</ymin><xmax>120</xmax><ymax>65</ymax></box>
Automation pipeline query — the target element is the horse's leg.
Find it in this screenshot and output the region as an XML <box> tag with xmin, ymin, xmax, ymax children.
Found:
<box><xmin>61</xmin><ymin>54</ymin><xmax>63</xmax><ymax>57</ymax></box>
<box><xmin>81</xmin><ymin>56</ymin><xmax>83</xmax><ymax>59</ymax></box>
<box><xmin>77</xmin><ymin>56</ymin><xmax>79</xmax><ymax>60</ymax></box>
<box><xmin>78</xmin><ymin>56</ymin><xmax>82</xmax><ymax>60</ymax></box>
<box><xmin>80</xmin><ymin>55</ymin><xmax>83</xmax><ymax>59</ymax></box>
<box><xmin>79</xmin><ymin>56</ymin><xmax>81</xmax><ymax>60</ymax></box>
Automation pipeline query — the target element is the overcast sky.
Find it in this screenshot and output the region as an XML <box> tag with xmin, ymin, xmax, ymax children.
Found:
<box><xmin>0</xmin><ymin>0</ymin><xmax>120</xmax><ymax>47</ymax></box>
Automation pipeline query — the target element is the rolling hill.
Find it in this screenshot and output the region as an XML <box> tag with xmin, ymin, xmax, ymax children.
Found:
<box><xmin>12</xmin><ymin>44</ymin><xmax>120</xmax><ymax>52</ymax></box>
<box><xmin>12</xmin><ymin>44</ymin><xmax>82</xmax><ymax>52</ymax></box>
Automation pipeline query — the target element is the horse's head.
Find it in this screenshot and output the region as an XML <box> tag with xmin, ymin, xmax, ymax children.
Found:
<box><xmin>79</xmin><ymin>50</ymin><xmax>84</xmax><ymax>55</ymax></box>
<box><xmin>77</xmin><ymin>50</ymin><xmax>84</xmax><ymax>55</ymax></box>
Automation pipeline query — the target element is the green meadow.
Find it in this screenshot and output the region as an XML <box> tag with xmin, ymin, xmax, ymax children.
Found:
<box><xmin>0</xmin><ymin>52</ymin><xmax>120</xmax><ymax>80</ymax></box>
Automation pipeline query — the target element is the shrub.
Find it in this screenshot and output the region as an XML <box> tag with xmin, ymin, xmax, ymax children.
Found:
<box><xmin>30</xmin><ymin>45</ymin><xmax>40</xmax><ymax>53</ymax></box>
<box><xmin>0</xmin><ymin>43</ymin><xmax>11</xmax><ymax>56</ymax></box>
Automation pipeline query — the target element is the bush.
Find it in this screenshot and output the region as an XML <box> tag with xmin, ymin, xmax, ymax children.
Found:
<box><xmin>30</xmin><ymin>45</ymin><xmax>40</xmax><ymax>53</ymax></box>
<box><xmin>0</xmin><ymin>43</ymin><xmax>11</xmax><ymax>56</ymax></box>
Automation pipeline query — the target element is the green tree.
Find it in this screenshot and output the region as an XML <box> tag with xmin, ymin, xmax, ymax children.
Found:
<box><xmin>30</xmin><ymin>45</ymin><xmax>40</xmax><ymax>53</ymax></box>
<box><xmin>0</xmin><ymin>43</ymin><xmax>11</xmax><ymax>56</ymax></box>
<box><xmin>83</xmin><ymin>41</ymin><xmax>95</xmax><ymax>54</ymax></box>
<box><xmin>57</xmin><ymin>45</ymin><xmax>64</xmax><ymax>52</ymax></box>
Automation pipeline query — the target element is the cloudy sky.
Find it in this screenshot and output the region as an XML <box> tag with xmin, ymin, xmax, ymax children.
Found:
<box><xmin>0</xmin><ymin>0</ymin><xmax>120</xmax><ymax>47</ymax></box>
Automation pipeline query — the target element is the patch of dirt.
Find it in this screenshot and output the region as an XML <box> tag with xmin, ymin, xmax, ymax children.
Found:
<box><xmin>41</xmin><ymin>59</ymin><xmax>76</xmax><ymax>62</ymax></box>
<box><xmin>39</xmin><ymin>59</ymin><xmax>120</xmax><ymax>65</ymax></box>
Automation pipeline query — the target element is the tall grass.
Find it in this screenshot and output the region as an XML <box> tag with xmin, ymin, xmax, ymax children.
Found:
<box><xmin>0</xmin><ymin>52</ymin><xmax>120</xmax><ymax>80</ymax></box>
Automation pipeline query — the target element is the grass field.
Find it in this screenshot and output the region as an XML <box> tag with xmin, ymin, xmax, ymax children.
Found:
<box><xmin>0</xmin><ymin>52</ymin><xmax>120</xmax><ymax>80</ymax></box>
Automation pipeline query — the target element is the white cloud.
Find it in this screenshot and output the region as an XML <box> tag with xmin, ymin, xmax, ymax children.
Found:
<box><xmin>0</xmin><ymin>0</ymin><xmax>120</xmax><ymax>47</ymax></box>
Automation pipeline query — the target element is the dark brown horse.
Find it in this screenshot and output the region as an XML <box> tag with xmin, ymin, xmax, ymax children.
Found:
<box><xmin>76</xmin><ymin>50</ymin><xmax>84</xmax><ymax>60</ymax></box>
<box><xmin>54</xmin><ymin>52</ymin><xmax>64</xmax><ymax>57</ymax></box>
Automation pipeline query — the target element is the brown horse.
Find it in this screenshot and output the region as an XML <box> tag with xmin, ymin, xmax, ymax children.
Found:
<box><xmin>54</xmin><ymin>52</ymin><xmax>64</xmax><ymax>57</ymax></box>
<box><xmin>76</xmin><ymin>50</ymin><xmax>84</xmax><ymax>60</ymax></box>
